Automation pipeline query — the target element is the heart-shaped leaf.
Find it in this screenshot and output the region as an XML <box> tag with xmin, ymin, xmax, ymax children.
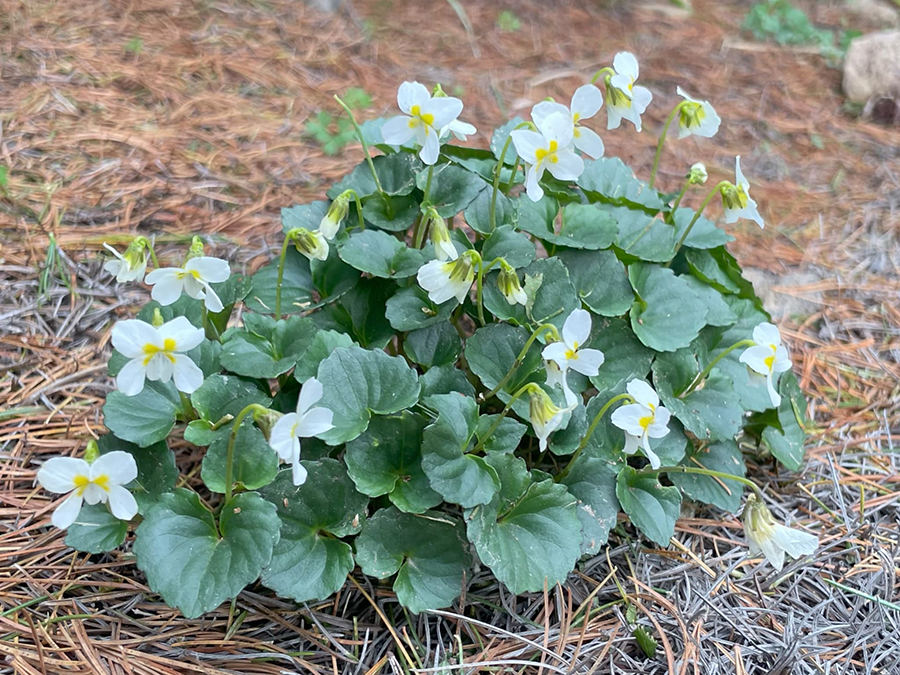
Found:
<box><xmin>418</xmin><ymin>164</ymin><xmax>486</xmax><ymax>218</ymax></box>
<box><xmin>191</xmin><ymin>374</ymin><xmax>271</xmax><ymax>423</ymax></box>
<box><xmin>64</xmin><ymin>504</ymin><xmax>128</xmax><ymax>554</ymax></box>
<box><xmin>762</xmin><ymin>371</ymin><xmax>806</xmax><ymax>470</ymax></box>
<box><xmin>559</xmin><ymin>249</ymin><xmax>633</xmax><ymax>317</ymax></box>
<box><xmin>615</xmin><ymin>466</ymin><xmax>681</xmax><ymax>547</ymax></box>
<box><xmin>201</xmin><ymin>421</ymin><xmax>279</xmax><ymax>493</ymax></box>
<box><xmin>245</xmin><ymin>248</ymin><xmax>314</xmax><ymax>314</ymax></box>
<box><xmin>481</xmin><ymin>225</ymin><xmax>535</xmax><ymax>269</ymax></box>
<box><xmin>577</xmin><ymin>157</ymin><xmax>664</xmax><ymax>211</ymax></box>
<box><xmin>338</xmin><ymin>229</ymin><xmax>430</xmax><ymax>279</ymax></box>
<box><xmin>516</xmin><ymin>201</ymin><xmax>617</xmax><ymax>251</ymax></box>
<box><xmin>403</xmin><ymin>322</ymin><xmax>461</xmax><ymax>368</ymax></box>
<box><xmin>559</xmin><ymin>456</ymin><xmax>621</xmax><ymax>555</ymax></box>
<box><xmin>220</xmin><ymin>316</ymin><xmax>317</xmax><ymax>378</ymax></box>
<box><xmin>629</xmin><ymin>262</ymin><xmax>708</xmax><ymax>352</ymax></box>
<box><xmin>103</xmin><ymin>381</ymin><xmax>180</xmax><ymax>448</ymax></box>
<box><xmin>385</xmin><ymin>286</ymin><xmax>456</xmax><ymax>332</ymax></box>
<box><xmin>419</xmin><ymin>364</ymin><xmax>477</xmax><ymax>398</ymax></box>
<box><xmin>329</xmin><ymin>152</ymin><xmax>423</xmax><ymax>199</ymax></box>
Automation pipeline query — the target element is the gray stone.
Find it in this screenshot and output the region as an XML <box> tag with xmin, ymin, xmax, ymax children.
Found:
<box><xmin>843</xmin><ymin>30</ymin><xmax>900</xmax><ymax>103</ymax></box>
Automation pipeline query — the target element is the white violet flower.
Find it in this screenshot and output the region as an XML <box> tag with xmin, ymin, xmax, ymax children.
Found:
<box><xmin>675</xmin><ymin>86</ymin><xmax>721</xmax><ymax>139</ymax></box>
<box><xmin>496</xmin><ymin>261</ymin><xmax>527</xmax><ymax>307</ymax></box>
<box><xmin>531</xmin><ymin>84</ymin><xmax>605</xmax><ymax>159</ymax></box>
<box><xmin>610</xmin><ymin>380</ymin><xmax>671</xmax><ymax>469</ymax></box>
<box><xmin>605</xmin><ymin>52</ymin><xmax>653</xmax><ymax>132</ymax></box>
<box><xmin>381</xmin><ymin>81</ymin><xmax>464</xmax><ymax>165</ymax></box>
<box><xmin>145</xmin><ymin>256</ymin><xmax>231</xmax><ymax>313</ymax></box>
<box><xmin>442</xmin><ymin>118</ymin><xmax>477</xmax><ymax>141</ymax></box>
<box><xmin>111</xmin><ymin>317</ymin><xmax>205</xmax><ymax>396</ymax></box>
<box><xmin>319</xmin><ymin>192</ymin><xmax>352</xmax><ymax>240</ymax></box>
<box><xmin>37</xmin><ymin>451</ymin><xmax>138</xmax><ymax>529</ymax></box>
<box><xmin>541</xmin><ymin>308</ymin><xmax>605</xmax><ymax>407</ymax></box>
<box><xmin>743</xmin><ymin>493</ymin><xmax>818</xmax><ymax>572</ymax></box>
<box><xmin>528</xmin><ymin>386</ymin><xmax>567</xmax><ymax>451</ymax></box>
<box><xmin>269</xmin><ymin>377</ymin><xmax>335</xmax><ymax>486</ymax></box>
<box><xmin>739</xmin><ymin>322</ymin><xmax>792</xmax><ymax>407</ymax></box>
<box><xmin>511</xmin><ymin>111</ymin><xmax>585</xmax><ymax>202</ymax></box>
<box><xmin>103</xmin><ymin>240</ymin><xmax>148</xmax><ymax>283</ymax></box>
<box><xmin>416</xmin><ymin>251</ymin><xmax>477</xmax><ymax>305</ymax></box>
<box><xmin>292</xmin><ymin>227</ymin><xmax>330</xmax><ymax>262</ymax></box>
<box><xmin>721</xmin><ymin>156</ymin><xmax>764</xmax><ymax>228</ymax></box>
<box><xmin>425</xmin><ymin>208</ymin><xmax>458</xmax><ymax>262</ymax></box>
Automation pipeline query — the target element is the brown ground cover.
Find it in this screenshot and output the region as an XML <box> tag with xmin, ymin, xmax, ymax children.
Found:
<box><xmin>1</xmin><ymin>0</ymin><xmax>899</xmax><ymax>672</ymax></box>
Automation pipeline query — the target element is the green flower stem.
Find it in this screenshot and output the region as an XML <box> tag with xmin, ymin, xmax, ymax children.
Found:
<box><xmin>491</xmin><ymin>122</ymin><xmax>532</xmax><ymax>231</ymax></box>
<box><xmin>556</xmin><ymin>393</ymin><xmax>634</xmax><ymax>482</ymax></box>
<box><xmin>681</xmin><ymin>339</ymin><xmax>755</xmax><ymax>396</ymax></box>
<box><xmin>649</xmin><ymin>101</ymin><xmax>688</xmax><ymax>189</ymax></box>
<box><xmin>590</xmin><ymin>67</ymin><xmax>615</xmax><ymax>84</ymax></box>
<box><xmin>223</xmin><ymin>403</ymin><xmax>269</xmax><ymax>503</ymax></box>
<box><xmin>665</xmin><ymin>180</ymin><xmax>730</xmax><ymax>266</ymax></box>
<box><xmin>334</xmin><ymin>95</ymin><xmax>384</xmax><ymax>197</ymax></box>
<box><xmin>178</xmin><ymin>392</ymin><xmax>196</xmax><ymax>422</ymax></box>
<box><xmin>423</xmin><ymin>164</ymin><xmax>435</xmax><ymax>203</ymax></box>
<box><xmin>505</xmin><ymin>157</ymin><xmax>521</xmax><ymax>191</ymax></box>
<box><xmin>638</xmin><ymin>465</ymin><xmax>763</xmax><ymax>498</ymax></box>
<box><xmin>274</xmin><ymin>230</ymin><xmax>299</xmax><ymax>319</ymax></box>
<box><xmin>481</xmin><ymin>323</ymin><xmax>561</xmax><ymax>402</ymax></box>
<box><xmin>471</xmin><ymin>383</ymin><xmax>539</xmax><ymax>454</ymax></box>
<box><xmin>472</xmin><ymin>250</ymin><xmax>487</xmax><ymax>326</ymax></box>
<box><xmin>668</xmin><ymin>181</ymin><xmax>691</xmax><ymax>220</ymax></box>
<box><xmin>141</xmin><ymin>237</ymin><xmax>160</xmax><ymax>268</ymax></box>
<box><xmin>350</xmin><ymin>190</ymin><xmax>365</xmax><ymax>231</ymax></box>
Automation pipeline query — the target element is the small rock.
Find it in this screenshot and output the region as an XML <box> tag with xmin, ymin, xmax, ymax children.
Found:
<box><xmin>743</xmin><ymin>268</ymin><xmax>824</xmax><ymax>321</ymax></box>
<box><xmin>843</xmin><ymin>30</ymin><xmax>900</xmax><ymax>103</ymax></box>
<box><xmin>844</xmin><ymin>0</ymin><xmax>899</xmax><ymax>29</ymax></box>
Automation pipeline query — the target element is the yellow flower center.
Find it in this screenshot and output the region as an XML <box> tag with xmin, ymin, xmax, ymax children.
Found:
<box><xmin>73</xmin><ymin>474</ymin><xmax>110</xmax><ymax>496</ymax></box>
<box><xmin>564</xmin><ymin>341</ymin><xmax>580</xmax><ymax>360</ymax></box>
<box><xmin>409</xmin><ymin>104</ymin><xmax>435</xmax><ymax>128</ymax></box>
<box><xmin>607</xmin><ymin>85</ymin><xmax>633</xmax><ymax>108</ymax></box>
<box><xmin>534</xmin><ymin>140</ymin><xmax>559</xmax><ymax>166</ymax></box>
<box><xmin>679</xmin><ymin>101</ymin><xmax>706</xmax><ymax>129</ymax></box>
<box><xmin>721</xmin><ymin>184</ymin><xmax>749</xmax><ymax>210</ymax></box>
<box><xmin>764</xmin><ymin>353</ymin><xmax>775</xmax><ymax>372</ymax></box>
<box><xmin>572</xmin><ymin>112</ymin><xmax>581</xmax><ymax>123</ymax></box>
<box><xmin>142</xmin><ymin>338</ymin><xmax>178</xmax><ymax>365</ymax></box>
<box><xmin>639</xmin><ymin>414</ymin><xmax>654</xmax><ymax>431</ymax></box>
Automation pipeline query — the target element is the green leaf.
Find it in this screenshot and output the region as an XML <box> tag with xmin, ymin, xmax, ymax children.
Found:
<box><xmin>475</xmin><ymin>414</ymin><xmax>527</xmax><ymax>455</ymax></box>
<box><xmin>329</xmin><ymin>152</ymin><xmax>423</xmax><ymax>199</ymax></box>
<box><xmin>201</xmin><ymin>421</ymin><xmax>279</xmax><ymax>493</ymax></box>
<box><xmin>680</xmin><ymin>276</ymin><xmax>737</xmax><ymax>327</ymax></box>
<box><xmin>310</xmin><ymin>251</ymin><xmax>360</xmax><ymax>300</ymax></box>
<box><xmin>485</xmin><ymin>257</ymin><xmax>578</xmax><ymax>330</ymax></box>
<box><xmin>464</xmin><ymin>188</ymin><xmax>513</xmax><ymax>235</ymax></box>
<box><xmin>316</xmin><ymin>346</ymin><xmax>421</xmax><ymax>444</ymax></box>
<box><xmin>294</xmin><ymin>330</ymin><xmax>355</xmax><ymax>382</ymax></box>
<box><xmin>670</xmin><ymin>440</ymin><xmax>746</xmax><ymax>512</ymax></box>
<box><xmin>608</xmin><ymin>207</ymin><xmax>676</xmax><ymax>263</ymax></box>
<box><xmin>245</xmin><ymin>248</ymin><xmax>314</xmax><ymax>314</ymax></box>
<box><xmin>338</xmin><ymin>229</ymin><xmax>430</xmax><ymax>279</ymax></box>
<box><xmin>559</xmin><ymin>456</ymin><xmax>620</xmax><ymax>555</ymax></box>
<box><xmin>652</xmin><ymin>350</ymin><xmax>744</xmax><ymax>442</ymax></box>
<box><xmin>385</xmin><ymin>286</ymin><xmax>455</xmax><ymax>332</ymax></box>
<box><xmin>466</xmin><ymin>472</ymin><xmax>581</xmax><ymax>594</ymax></box>
<box><xmin>355</xmin><ymin>507</ymin><xmax>471</xmax><ymax>613</ymax></box>
<box><xmin>184</xmin><ymin>420</ymin><xmax>216</xmax><ymax>446</ymax></box>
<box><xmin>420</xmin><ymin>394</ymin><xmax>501</xmax><ymax>508</ymax></box>
<box><xmin>672</xmin><ymin>208</ymin><xmax>733</xmax><ymax>250</ymax></box>
<box><xmin>403</xmin><ymin>322</ymin><xmax>461</xmax><ymax>368</ymax></box>
<box><xmin>588</xmin><ymin>318</ymin><xmax>654</xmax><ymax>392</ymax></box>
<box><xmin>516</xmin><ymin>202</ymin><xmax>617</xmax><ymax>250</ymax></box>
<box><xmin>465</xmin><ymin>323</ymin><xmax>543</xmax><ymax>412</ymax></box>
<box><xmin>220</xmin><ymin>316</ymin><xmax>317</xmax><ymax>378</ymax></box>
<box><xmin>629</xmin><ymin>263</ymin><xmax>708</xmax><ymax>352</ymax></box>
<box><xmin>317</xmin><ymin>279</ymin><xmax>395</xmax><ymax>349</ymax></box>
<box><xmin>578</xmin><ymin>158</ymin><xmax>664</xmax><ymax>211</ymax></box>
<box><xmin>281</xmin><ymin>201</ymin><xmax>329</xmax><ymax>235</ymax></box>
<box><xmin>97</xmin><ymin>434</ymin><xmax>177</xmax><ymax>513</ymax></box>
<box><xmin>345</xmin><ymin>413</ymin><xmax>442</xmax><ymax>513</ymax></box>
<box><xmin>64</xmin><ymin>503</ymin><xmax>128</xmax><ymax>553</ymax></box>
<box><xmin>762</xmin><ymin>371</ymin><xmax>806</xmax><ymax>470</ymax></box>
<box><xmin>491</xmin><ymin>117</ymin><xmax>524</xmax><ymax>165</ymax></box>
<box><xmin>559</xmin><ymin>250</ymin><xmax>633</xmax><ymax>317</ymax></box>
<box><xmin>419</xmin><ymin>364</ymin><xmax>476</xmax><ymax>398</ymax></box>
<box><xmin>615</xmin><ymin>466</ymin><xmax>682</xmax><ymax>547</ymax></box>
<box><xmin>362</xmin><ymin>193</ymin><xmax>420</xmax><ymax>232</ymax></box>
<box><xmin>102</xmin><ymin>381</ymin><xmax>180</xmax><ymax>448</ymax></box>
<box><xmin>419</xmin><ymin>164</ymin><xmax>487</xmax><ymax>217</ymax></box>
<box><xmin>259</xmin><ymin>460</ymin><xmax>367</xmax><ymax>602</ymax></box>
<box><xmin>134</xmin><ymin>489</ymin><xmax>281</xmax><ymax>618</ymax></box>
<box><xmin>191</xmin><ymin>374</ymin><xmax>270</xmax><ymax>422</ymax></box>
<box><xmin>481</xmin><ymin>225</ymin><xmax>535</xmax><ymax>269</ymax></box>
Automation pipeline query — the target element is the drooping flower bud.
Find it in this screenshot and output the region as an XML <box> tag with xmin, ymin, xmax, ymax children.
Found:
<box><xmin>83</xmin><ymin>439</ymin><xmax>100</xmax><ymax>463</ymax></box>
<box><xmin>424</xmin><ymin>207</ymin><xmax>457</xmax><ymax>261</ymax></box>
<box><xmin>720</xmin><ymin>182</ymin><xmax>748</xmax><ymax>211</ymax></box>
<box><xmin>151</xmin><ymin>307</ymin><xmax>165</xmax><ymax>328</ymax></box>
<box><xmin>291</xmin><ymin>228</ymin><xmax>329</xmax><ymax>262</ymax></box>
<box><xmin>527</xmin><ymin>385</ymin><xmax>566</xmax><ymax>451</ymax></box>
<box><xmin>496</xmin><ymin>260</ymin><xmax>526</xmax><ymax>306</ymax></box>
<box><xmin>103</xmin><ymin>238</ymin><xmax>149</xmax><ymax>284</ymax></box>
<box><xmin>742</xmin><ymin>492</ymin><xmax>818</xmax><ymax>572</ymax></box>
<box><xmin>253</xmin><ymin>407</ymin><xmax>285</xmax><ymax>442</ymax></box>
<box><xmin>320</xmin><ymin>191</ymin><xmax>352</xmax><ymax>240</ymax></box>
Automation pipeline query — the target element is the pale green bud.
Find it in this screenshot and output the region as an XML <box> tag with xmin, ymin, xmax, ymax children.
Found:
<box><xmin>151</xmin><ymin>307</ymin><xmax>165</xmax><ymax>328</ymax></box>
<box><xmin>497</xmin><ymin>260</ymin><xmax>526</xmax><ymax>306</ymax></box>
<box><xmin>253</xmin><ymin>408</ymin><xmax>284</xmax><ymax>441</ymax></box>
<box><xmin>186</xmin><ymin>235</ymin><xmax>205</xmax><ymax>261</ymax></box>
<box><xmin>320</xmin><ymin>191</ymin><xmax>352</xmax><ymax>240</ymax></box>
<box><xmin>688</xmin><ymin>163</ymin><xmax>708</xmax><ymax>185</ymax></box>
<box><xmin>84</xmin><ymin>439</ymin><xmax>100</xmax><ymax>463</ymax></box>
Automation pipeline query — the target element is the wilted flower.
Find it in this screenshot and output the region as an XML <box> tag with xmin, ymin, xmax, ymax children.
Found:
<box><xmin>531</xmin><ymin>85</ymin><xmax>605</xmax><ymax>159</ymax></box>
<box><xmin>111</xmin><ymin>317</ymin><xmax>205</xmax><ymax>396</ymax></box>
<box><xmin>416</xmin><ymin>250</ymin><xmax>477</xmax><ymax>305</ymax></box>
<box><xmin>739</xmin><ymin>322</ymin><xmax>792</xmax><ymax>407</ymax></box>
<box><xmin>605</xmin><ymin>52</ymin><xmax>653</xmax><ymax>132</ymax></box>
<box><xmin>720</xmin><ymin>156</ymin><xmax>764</xmax><ymax>228</ymax></box>
<box><xmin>381</xmin><ymin>81</ymin><xmax>464</xmax><ymax>165</ymax></box>
<box><xmin>103</xmin><ymin>239</ymin><xmax>149</xmax><ymax>283</ymax></box>
<box><xmin>36</xmin><ymin>451</ymin><xmax>138</xmax><ymax>529</ymax></box>
<box><xmin>743</xmin><ymin>493</ymin><xmax>818</xmax><ymax>571</ymax></box>
<box><xmin>511</xmin><ymin>111</ymin><xmax>585</xmax><ymax>202</ymax></box>
<box><xmin>688</xmin><ymin>162</ymin><xmax>708</xmax><ymax>185</ymax></box>
<box><xmin>527</xmin><ymin>385</ymin><xmax>567</xmax><ymax>451</ymax></box>
<box><xmin>675</xmin><ymin>87</ymin><xmax>721</xmax><ymax>139</ymax></box>
<box><xmin>319</xmin><ymin>191</ymin><xmax>352</xmax><ymax>240</ymax></box>
<box><xmin>269</xmin><ymin>378</ymin><xmax>334</xmax><ymax>486</ymax></box>
<box><xmin>496</xmin><ymin>260</ymin><xmax>527</xmax><ymax>306</ymax></box>
<box><xmin>291</xmin><ymin>228</ymin><xmax>330</xmax><ymax>262</ymax></box>
<box><xmin>145</xmin><ymin>256</ymin><xmax>231</xmax><ymax>312</ymax></box>
<box><xmin>610</xmin><ymin>380</ymin><xmax>671</xmax><ymax>469</ymax></box>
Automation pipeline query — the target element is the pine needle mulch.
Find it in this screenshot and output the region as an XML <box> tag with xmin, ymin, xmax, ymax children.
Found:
<box><xmin>1</xmin><ymin>0</ymin><xmax>899</xmax><ymax>672</ymax></box>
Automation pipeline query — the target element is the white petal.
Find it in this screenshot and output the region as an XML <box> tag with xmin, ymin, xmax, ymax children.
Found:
<box><xmin>104</xmin><ymin>259</ymin><xmax>123</xmax><ymax>277</ymax></box>
<box><xmin>270</xmin><ymin>414</ymin><xmax>300</xmax><ymax>461</ymax></box>
<box><xmin>435</xmin><ymin>238</ymin><xmax>458</xmax><ymax>262</ymax></box>
<box><xmin>569</xmin><ymin>348</ymin><xmax>604</xmax><ymax>377</ymax></box>
<box><xmin>753</xmin><ymin>322</ymin><xmax>782</xmax><ymax>347</ymax></box>
<box><xmin>297</xmin><ymin>407</ymin><xmax>334</xmax><ymax>438</ymax></box>
<box><xmin>626</xmin><ymin>380</ymin><xmax>659</xmax><ymax>408</ymax></box>
<box><xmin>613</xmin><ymin>51</ymin><xmax>639</xmax><ymax>80</ymax></box>
<box><xmin>397</xmin><ymin>81</ymin><xmax>430</xmax><ymax>113</ymax></box>
<box><xmin>734</xmin><ymin>156</ymin><xmax>746</xmax><ymax>188</ymax></box>
<box><xmin>622</xmin><ymin>432</ymin><xmax>640</xmax><ymax>456</ymax></box>
<box><xmin>524</xmin><ymin>164</ymin><xmax>545</xmax><ymax>202</ymax></box>
<box><xmin>739</xmin><ymin>197</ymin><xmax>765</xmax><ymax>229</ymax></box>
<box><xmin>201</xmin><ymin>283</ymin><xmax>224</xmax><ymax>313</ymax></box>
<box><xmin>116</xmin><ymin>358</ymin><xmax>148</xmax><ymax>397</ymax></box>
<box><xmin>538</xmin><ymin>111</ymin><xmax>574</xmax><ymax>147</ymax></box>
<box><xmin>417</xmin><ymin>260</ymin><xmax>452</xmax><ymax>294</ymax></box>
<box><xmin>296</xmin><ymin>377</ymin><xmax>324</xmax><ymax>415</ymax></box>
<box><xmin>90</xmin><ymin>451</ymin><xmax>138</xmax><ymax>486</ymax></box>
<box><xmin>606</xmin><ymin>105</ymin><xmax>623</xmax><ymax>131</ymax></box>
<box><xmin>146</xmin><ymin>269</ymin><xmax>185</xmax><ymax>306</ymax></box>
<box><xmin>186</xmin><ymin>256</ymin><xmax>230</xmax><ymax>283</ymax></box>
<box><xmin>766</xmin><ymin>373</ymin><xmax>781</xmax><ymax>408</ymax></box>
<box><xmin>641</xmin><ymin>442</ymin><xmax>661</xmax><ymax>470</ymax></box>
<box><xmin>106</xmin><ymin>485</ymin><xmax>139</xmax><ymax>521</ymax></box>
<box><xmin>144</xmin><ymin>353</ymin><xmax>170</xmax><ymax>382</ymax></box>
<box><xmin>292</xmin><ymin>451</ymin><xmax>308</xmax><ymax>486</ymax></box>
<box><xmin>52</xmin><ymin>494</ymin><xmax>84</xmax><ymax>529</ymax></box>
<box><xmin>82</xmin><ymin>483</ymin><xmax>106</xmax><ymax>505</ymax></box>
<box><xmin>181</xmin><ymin>274</ymin><xmax>205</xmax><ymax>300</ymax></box>
<box><xmin>545</xmin><ymin>150</ymin><xmax>584</xmax><ymax>182</ymax></box>
<box><xmin>381</xmin><ymin>115</ymin><xmax>418</xmax><ymax>146</ymax></box>
<box><xmin>419</xmin><ymin>127</ymin><xmax>441</xmax><ymax>165</ymax></box>
<box><xmin>571</xmin><ymin>84</ymin><xmax>604</xmax><ymax>120</ymax></box>
<box><xmin>740</xmin><ymin>346</ymin><xmax>772</xmax><ymax>376</ymax></box>
<box><xmin>562</xmin><ymin>308</ymin><xmax>592</xmax><ymax>349</ymax></box>
<box><xmin>451</xmin><ymin>277</ymin><xmax>473</xmax><ymax>305</ymax></box>
<box><xmin>609</xmin><ymin>75</ymin><xmax>634</xmax><ymax>99</ymax></box>
<box><xmin>676</xmin><ymin>86</ymin><xmax>697</xmax><ymax>103</ymax></box>
<box><xmin>111</xmin><ymin>320</ymin><xmax>159</xmax><ymax>359</ymax></box>
<box><xmin>573</xmin><ymin>126</ymin><xmax>605</xmax><ymax>159</ymax></box>
<box><xmin>542</xmin><ymin>342</ymin><xmax>570</xmax><ymax>369</ymax></box>
<box><xmin>422</xmin><ymin>96</ymin><xmax>463</xmax><ymax>130</ymax></box>
<box><xmin>755</xmin><ymin>533</ymin><xmax>786</xmax><ymax>572</ymax></box>
<box><xmin>158</xmin><ymin>316</ymin><xmax>205</xmax><ymax>352</ymax></box>
<box><xmin>610</xmin><ymin>404</ymin><xmax>647</xmax><ymax>437</ymax></box>
<box><xmin>171</xmin><ymin>354</ymin><xmax>204</xmax><ymax>394</ymax></box>
<box><xmin>561</xmin><ymin>378</ymin><xmax>578</xmax><ymax>408</ymax></box>
<box><xmin>696</xmin><ymin>101</ymin><xmax>721</xmax><ymax>138</ymax></box>
<box><xmin>510</xmin><ymin>130</ymin><xmax>544</xmax><ymax>165</ymax></box>
<box><xmin>772</xmin><ymin>524</ymin><xmax>818</xmax><ymax>558</ymax></box>
<box><xmin>648</xmin><ymin>406</ymin><xmax>671</xmax><ymax>438</ymax></box>
<box><xmin>37</xmin><ymin>457</ymin><xmax>89</xmax><ymax>493</ymax></box>
<box><xmin>531</xmin><ymin>101</ymin><xmax>570</xmax><ymax>130</ymax></box>
<box><xmin>446</xmin><ymin>119</ymin><xmax>476</xmax><ymax>140</ymax></box>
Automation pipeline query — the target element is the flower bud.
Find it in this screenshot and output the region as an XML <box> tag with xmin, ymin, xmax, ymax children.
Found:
<box><xmin>151</xmin><ymin>307</ymin><xmax>165</xmax><ymax>328</ymax></box>
<box><xmin>253</xmin><ymin>408</ymin><xmax>285</xmax><ymax>441</ymax></box>
<box><xmin>497</xmin><ymin>260</ymin><xmax>526</xmax><ymax>306</ymax></box>
<box><xmin>186</xmin><ymin>235</ymin><xmax>205</xmax><ymax>261</ymax></box>
<box><xmin>83</xmin><ymin>439</ymin><xmax>100</xmax><ymax>463</ymax></box>
<box><xmin>432</xmin><ymin>83</ymin><xmax>447</xmax><ymax>98</ymax></box>
<box><xmin>527</xmin><ymin>384</ymin><xmax>566</xmax><ymax>451</ymax></box>
<box><xmin>425</xmin><ymin>208</ymin><xmax>456</xmax><ymax>261</ymax></box>
<box><xmin>688</xmin><ymin>163</ymin><xmax>708</xmax><ymax>185</ymax></box>
<box><xmin>291</xmin><ymin>228</ymin><xmax>329</xmax><ymax>262</ymax></box>
<box><xmin>320</xmin><ymin>191</ymin><xmax>352</xmax><ymax>240</ymax></box>
<box><xmin>742</xmin><ymin>492</ymin><xmax>819</xmax><ymax>571</ymax></box>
